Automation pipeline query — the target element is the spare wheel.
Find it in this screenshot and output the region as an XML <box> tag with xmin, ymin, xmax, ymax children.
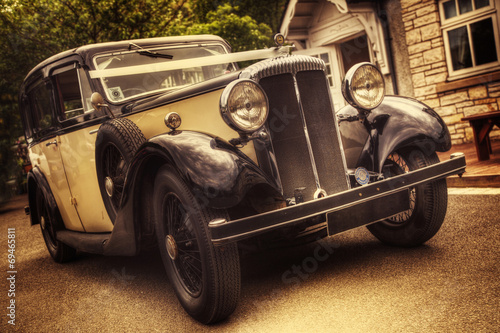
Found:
<box><xmin>95</xmin><ymin>118</ymin><xmax>146</xmax><ymax>222</ymax></box>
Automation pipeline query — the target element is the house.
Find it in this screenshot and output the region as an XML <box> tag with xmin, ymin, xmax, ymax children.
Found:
<box><xmin>280</xmin><ymin>0</ymin><xmax>500</xmax><ymax>145</ymax></box>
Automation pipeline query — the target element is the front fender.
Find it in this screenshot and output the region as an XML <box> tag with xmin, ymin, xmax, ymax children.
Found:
<box><xmin>128</xmin><ymin>130</ymin><xmax>278</xmax><ymax>209</ymax></box>
<box><xmin>103</xmin><ymin>130</ymin><xmax>277</xmax><ymax>256</ymax></box>
<box><xmin>338</xmin><ymin>96</ymin><xmax>451</xmax><ymax>173</ymax></box>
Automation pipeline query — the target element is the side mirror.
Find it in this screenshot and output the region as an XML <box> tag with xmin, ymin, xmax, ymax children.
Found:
<box><xmin>91</xmin><ymin>92</ymin><xmax>114</xmax><ymax>118</ymax></box>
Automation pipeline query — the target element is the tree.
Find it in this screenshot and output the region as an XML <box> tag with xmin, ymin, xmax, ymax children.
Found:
<box><xmin>185</xmin><ymin>4</ymin><xmax>273</xmax><ymax>52</ymax></box>
<box><xmin>0</xmin><ymin>0</ymin><xmax>278</xmax><ymax>203</ymax></box>
<box><xmin>192</xmin><ymin>0</ymin><xmax>287</xmax><ymax>33</ymax></box>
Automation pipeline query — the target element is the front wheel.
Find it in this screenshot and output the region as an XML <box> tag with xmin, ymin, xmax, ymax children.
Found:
<box><xmin>153</xmin><ymin>166</ymin><xmax>240</xmax><ymax>324</ymax></box>
<box><xmin>367</xmin><ymin>148</ymin><xmax>448</xmax><ymax>247</ymax></box>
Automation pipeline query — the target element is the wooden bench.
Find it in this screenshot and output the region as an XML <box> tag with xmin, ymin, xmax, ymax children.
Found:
<box><xmin>461</xmin><ymin>111</ymin><xmax>500</xmax><ymax>161</ymax></box>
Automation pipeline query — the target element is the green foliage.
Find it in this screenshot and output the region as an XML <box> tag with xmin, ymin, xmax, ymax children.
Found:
<box><xmin>186</xmin><ymin>4</ymin><xmax>273</xmax><ymax>52</ymax></box>
<box><xmin>2</xmin><ymin>0</ymin><xmax>192</xmax><ymax>51</ymax></box>
<box><xmin>0</xmin><ymin>0</ymin><xmax>284</xmax><ymax>202</ymax></box>
<box><xmin>193</xmin><ymin>0</ymin><xmax>287</xmax><ymax>32</ymax></box>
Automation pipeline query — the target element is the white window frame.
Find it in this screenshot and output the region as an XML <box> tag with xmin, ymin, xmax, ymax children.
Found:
<box><xmin>439</xmin><ymin>0</ymin><xmax>500</xmax><ymax>80</ymax></box>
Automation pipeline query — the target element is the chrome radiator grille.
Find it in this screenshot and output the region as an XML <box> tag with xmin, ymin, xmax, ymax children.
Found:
<box><xmin>246</xmin><ymin>56</ymin><xmax>349</xmax><ymax>202</ymax></box>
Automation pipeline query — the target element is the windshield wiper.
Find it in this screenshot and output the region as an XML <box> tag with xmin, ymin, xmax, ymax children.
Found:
<box><xmin>128</xmin><ymin>43</ymin><xmax>173</xmax><ymax>59</ymax></box>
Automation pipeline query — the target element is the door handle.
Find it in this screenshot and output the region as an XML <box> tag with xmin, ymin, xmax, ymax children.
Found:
<box><xmin>46</xmin><ymin>140</ymin><xmax>58</xmax><ymax>147</ymax></box>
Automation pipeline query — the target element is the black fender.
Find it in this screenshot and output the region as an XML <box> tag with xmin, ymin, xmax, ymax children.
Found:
<box><xmin>337</xmin><ymin>96</ymin><xmax>451</xmax><ymax>173</ymax></box>
<box><xmin>127</xmin><ymin>130</ymin><xmax>279</xmax><ymax>209</ymax></box>
<box><xmin>102</xmin><ymin>130</ymin><xmax>279</xmax><ymax>256</ymax></box>
<box><xmin>26</xmin><ymin>167</ymin><xmax>58</xmax><ymax>227</ymax></box>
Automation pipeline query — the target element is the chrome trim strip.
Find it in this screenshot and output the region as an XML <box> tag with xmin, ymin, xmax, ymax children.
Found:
<box><xmin>292</xmin><ymin>74</ymin><xmax>322</xmax><ymax>191</ymax></box>
<box><xmin>240</xmin><ymin>55</ymin><xmax>326</xmax><ymax>81</ymax></box>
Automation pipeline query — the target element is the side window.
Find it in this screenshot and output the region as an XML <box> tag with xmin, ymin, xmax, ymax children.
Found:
<box><xmin>20</xmin><ymin>96</ymin><xmax>34</xmax><ymax>141</ymax></box>
<box><xmin>54</xmin><ymin>67</ymin><xmax>86</xmax><ymax>120</ymax></box>
<box><xmin>439</xmin><ymin>0</ymin><xmax>500</xmax><ymax>79</ymax></box>
<box><xmin>27</xmin><ymin>80</ymin><xmax>55</xmax><ymax>136</ymax></box>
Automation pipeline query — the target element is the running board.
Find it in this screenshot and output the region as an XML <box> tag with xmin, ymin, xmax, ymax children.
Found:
<box><xmin>57</xmin><ymin>230</ymin><xmax>110</xmax><ymax>255</ymax></box>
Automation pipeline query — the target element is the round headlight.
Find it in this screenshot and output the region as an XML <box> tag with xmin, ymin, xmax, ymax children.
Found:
<box><xmin>220</xmin><ymin>79</ymin><xmax>269</xmax><ymax>133</ymax></box>
<box><xmin>342</xmin><ymin>62</ymin><xmax>385</xmax><ymax>110</ymax></box>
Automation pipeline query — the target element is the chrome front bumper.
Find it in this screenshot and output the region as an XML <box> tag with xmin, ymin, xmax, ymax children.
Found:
<box><xmin>209</xmin><ymin>153</ymin><xmax>466</xmax><ymax>245</ymax></box>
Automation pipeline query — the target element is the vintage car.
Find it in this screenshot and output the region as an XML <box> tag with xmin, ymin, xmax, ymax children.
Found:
<box><xmin>19</xmin><ymin>34</ymin><xmax>466</xmax><ymax>324</ymax></box>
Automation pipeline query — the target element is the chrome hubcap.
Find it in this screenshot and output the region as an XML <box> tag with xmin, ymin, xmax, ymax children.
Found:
<box><xmin>40</xmin><ymin>216</ymin><xmax>46</xmax><ymax>230</ymax></box>
<box><xmin>165</xmin><ymin>234</ymin><xmax>178</xmax><ymax>260</ymax></box>
<box><xmin>105</xmin><ymin>176</ymin><xmax>114</xmax><ymax>197</ymax></box>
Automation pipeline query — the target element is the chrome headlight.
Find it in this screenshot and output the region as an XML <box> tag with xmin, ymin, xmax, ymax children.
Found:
<box><xmin>220</xmin><ymin>79</ymin><xmax>269</xmax><ymax>133</ymax></box>
<box><xmin>342</xmin><ymin>62</ymin><xmax>385</xmax><ymax>110</ymax></box>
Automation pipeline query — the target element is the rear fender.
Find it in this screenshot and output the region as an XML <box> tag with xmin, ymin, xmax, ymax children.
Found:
<box><xmin>27</xmin><ymin>168</ymin><xmax>58</xmax><ymax>226</ymax></box>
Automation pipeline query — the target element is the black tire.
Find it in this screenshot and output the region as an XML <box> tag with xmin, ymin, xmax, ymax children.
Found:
<box><xmin>37</xmin><ymin>188</ymin><xmax>76</xmax><ymax>263</ymax></box>
<box><xmin>367</xmin><ymin>148</ymin><xmax>448</xmax><ymax>247</ymax></box>
<box><xmin>154</xmin><ymin>166</ymin><xmax>240</xmax><ymax>324</ymax></box>
<box><xmin>95</xmin><ymin>118</ymin><xmax>146</xmax><ymax>222</ymax></box>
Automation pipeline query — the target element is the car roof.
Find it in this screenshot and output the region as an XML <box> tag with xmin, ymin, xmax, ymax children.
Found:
<box><xmin>22</xmin><ymin>35</ymin><xmax>230</xmax><ymax>85</ymax></box>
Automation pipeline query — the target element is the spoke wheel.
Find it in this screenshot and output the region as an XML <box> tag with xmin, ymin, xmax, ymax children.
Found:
<box><xmin>96</xmin><ymin>118</ymin><xmax>146</xmax><ymax>222</ymax></box>
<box><xmin>37</xmin><ymin>188</ymin><xmax>76</xmax><ymax>262</ymax></box>
<box><xmin>154</xmin><ymin>166</ymin><xmax>240</xmax><ymax>324</ymax></box>
<box><xmin>367</xmin><ymin>148</ymin><xmax>448</xmax><ymax>247</ymax></box>
<box><xmin>102</xmin><ymin>143</ymin><xmax>126</xmax><ymax>217</ymax></box>
<box><xmin>163</xmin><ymin>193</ymin><xmax>203</xmax><ymax>297</ymax></box>
<box><xmin>383</xmin><ymin>152</ymin><xmax>416</xmax><ymax>225</ymax></box>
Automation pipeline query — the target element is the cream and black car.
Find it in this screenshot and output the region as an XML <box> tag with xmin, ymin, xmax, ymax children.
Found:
<box><xmin>19</xmin><ymin>34</ymin><xmax>466</xmax><ymax>323</ymax></box>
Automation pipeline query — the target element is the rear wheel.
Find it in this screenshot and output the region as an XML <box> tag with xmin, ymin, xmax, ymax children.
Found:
<box><xmin>154</xmin><ymin>166</ymin><xmax>240</xmax><ymax>324</ymax></box>
<box><xmin>37</xmin><ymin>188</ymin><xmax>76</xmax><ymax>263</ymax></box>
<box><xmin>367</xmin><ymin>148</ymin><xmax>448</xmax><ymax>247</ymax></box>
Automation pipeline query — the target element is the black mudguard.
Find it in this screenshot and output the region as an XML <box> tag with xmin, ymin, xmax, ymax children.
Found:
<box><xmin>337</xmin><ymin>96</ymin><xmax>451</xmax><ymax>173</ymax></box>
<box><xmin>132</xmin><ymin>130</ymin><xmax>279</xmax><ymax>208</ymax></box>
<box><xmin>101</xmin><ymin>130</ymin><xmax>278</xmax><ymax>255</ymax></box>
<box><xmin>26</xmin><ymin>168</ymin><xmax>56</xmax><ymax>227</ymax></box>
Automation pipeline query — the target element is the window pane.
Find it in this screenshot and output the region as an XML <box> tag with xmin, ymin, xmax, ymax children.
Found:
<box><xmin>448</xmin><ymin>26</ymin><xmax>473</xmax><ymax>70</ymax></box>
<box><xmin>458</xmin><ymin>0</ymin><xmax>473</xmax><ymax>14</ymax></box>
<box><xmin>471</xmin><ymin>17</ymin><xmax>497</xmax><ymax>66</ymax></box>
<box><xmin>94</xmin><ymin>45</ymin><xmax>230</xmax><ymax>102</ymax></box>
<box><xmin>443</xmin><ymin>0</ymin><xmax>457</xmax><ymax>19</ymax></box>
<box><xmin>474</xmin><ymin>0</ymin><xmax>490</xmax><ymax>9</ymax></box>
<box><xmin>55</xmin><ymin>69</ymin><xmax>83</xmax><ymax>119</ymax></box>
<box><xmin>320</xmin><ymin>53</ymin><xmax>329</xmax><ymax>63</ymax></box>
<box><xmin>29</xmin><ymin>83</ymin><xmax>54</xmax><ymax>133</ymax></box>
<box><xmin>77</xmin><ymin>68</ymin><xmax>94</xmax><ymax>113</ymax></box>
<box><xmin>340</xmin><ymin>34</ymin><xmax>370</xmax><ymax>73</ymax></box>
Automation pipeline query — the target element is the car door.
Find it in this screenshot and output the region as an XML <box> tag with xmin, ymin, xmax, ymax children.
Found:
<box><xmin>25</xmin><ymin>78</ymin><xmax>85</xmax><ymax>232</ymax></box>
<box><xmin>52</xmin><ymin>64</ymin><xmax>114</xmax><ymax>233</ymax></box>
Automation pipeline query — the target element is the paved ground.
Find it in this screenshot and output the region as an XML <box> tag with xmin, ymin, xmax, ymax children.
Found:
<box><xmin>1</xmin><ymin>190</ymin><xmax>499</xmax><ymax>332</ymax></box>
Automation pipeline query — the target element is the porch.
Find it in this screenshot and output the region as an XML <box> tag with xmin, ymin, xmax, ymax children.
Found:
<box><xmin>437</xmin><ymin>140</ymin><xmax>500</xmax><ymax>187</ymax></box>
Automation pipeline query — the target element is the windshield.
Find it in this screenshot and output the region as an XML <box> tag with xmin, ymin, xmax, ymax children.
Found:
<box><xmin>93</xmin><ymin>44</ymin><xmax>235</xmax><ymax>103</ymax></box>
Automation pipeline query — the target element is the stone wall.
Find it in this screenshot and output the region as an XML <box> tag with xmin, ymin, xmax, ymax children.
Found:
<box><xmin>400</xmin><ymin>0</ymin><xmax>500</xmax><ymax>146</ymax></box>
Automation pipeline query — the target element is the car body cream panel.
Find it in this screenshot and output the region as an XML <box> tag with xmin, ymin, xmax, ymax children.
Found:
<box><xmin>126</xmin><ymin>88</ymin><xmax>258</xmax><ymax>164</ymax></box>
<box><xmin>58</xmin><ymin>124</ymin><xmax>114</xmax><ymax>232</ymax></box>
<box><xmin>32</xmin><ymin>138</ymin><xmax>85</xmax><ymax>232</ymax></box>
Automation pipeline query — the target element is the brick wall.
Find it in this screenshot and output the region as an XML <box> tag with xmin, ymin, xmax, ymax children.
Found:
<box><xmin>400</xmin><ymin>0</ymin><xmax>500</xmax><ymax>146</ymax></box>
